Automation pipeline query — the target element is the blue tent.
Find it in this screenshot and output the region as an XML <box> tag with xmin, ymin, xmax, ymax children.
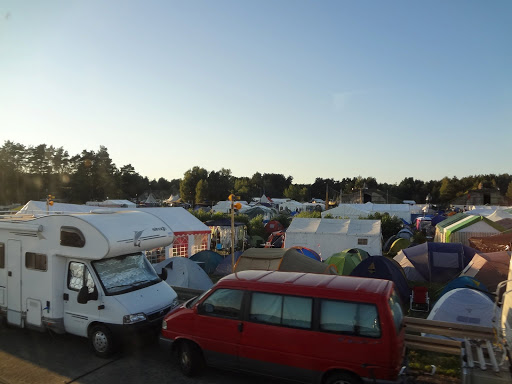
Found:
<box><xmin>439</xmin><ymin>276</ymin><xmax>488</xmax><ymax>298</ymax></box>
<box><xmin>291</xmin><ymin>246</ymin><xmax>322</xmax><ymax>261</ymax></box>
<box><xmin>431</xmin><ymin>215</ymin><xmax>447</xmax><ymax>227</ymax></box>
<box><xmin>214</xmin><ymin>251</ymin><xmax>243</xmax><ymax>276</ymax></box>
<box><xmin>393</xmin><ymin>242</ymin><xmax>476</xmax><ymax>284</ymax></box>
<box><xmin>350</xmin><ymin>256</ymin><xmax>411</xmax><ymax>305</ymax></box>
<box><xmin>189</xmin><ymin>250</ymin><xmax>224</xmax><ymax>274</ymax></box>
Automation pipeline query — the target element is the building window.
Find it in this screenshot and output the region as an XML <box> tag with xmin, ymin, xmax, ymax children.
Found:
<box><xmin>26</xmin><ymin>252</ymin><xmax>47</xmax><ymax>271</ymax></box>
<box><xmin>146</xmin><ymin>247</ymin><xmax>166</xmax><ymax>264</ymax></box>
<box><xmin>172</xmin><ymin>235</ymin><xmax>189</xmax><ymax>257</ymax></box>
<box><xmin>357</xmin><ymin>238</ymin><xmax>368</xmax><ymax>245</ymax></box>
<box><xmin>60</xmin><ymin>226</ymin><xmax>86</xmax><ymax>248</ymax></box>
<box><xmin>192</xmin><ymin>234</ymin><xmax>209</xmax><ymax>254</ymax></box>
<box><xmin>0</xmin><ymin>242</ymin><xmax>4</xmax><ymax>269</ymax></box>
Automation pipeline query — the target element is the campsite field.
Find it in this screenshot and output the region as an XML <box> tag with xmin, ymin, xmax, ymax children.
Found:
<box><xmin>0</xmin><ymin>323</ymin><xmax>461</xmax><ymax>384</ymax></box>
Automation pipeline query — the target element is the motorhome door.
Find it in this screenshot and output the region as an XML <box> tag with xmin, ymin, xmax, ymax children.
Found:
<box><xmin>63</xmin><ymin>261</ymin><xmax>100</xmax><ymax>337</ymax></box>
<box><xmin>6</xmin><ymin>240</ymin><xmax>22</xmax><ymax>326</ymax></box>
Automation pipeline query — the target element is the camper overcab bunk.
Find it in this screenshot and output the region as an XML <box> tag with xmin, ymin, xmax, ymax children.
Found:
<box><xmin>0</xmin><ymin>210</ymin><xmax>179</xmax><ymax>357</ymax></box>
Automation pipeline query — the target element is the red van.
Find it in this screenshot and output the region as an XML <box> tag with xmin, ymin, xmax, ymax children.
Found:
<box><xmin>160</xmin><ymin>270</ymin><xmax>405</xmax><ymax>384</ymax></box>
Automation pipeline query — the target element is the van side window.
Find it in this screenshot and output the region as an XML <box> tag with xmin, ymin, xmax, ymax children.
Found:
<box><xmin>200</xmin><ymin>288</ymin><xmax>243</xmax><ymax>319</ymax></box>
<box><xmin>25</xmin><ymin>252</ymin><xmax>47</xmax><ymax>271</ymax></box>
<box><xmin>389</xmin><ymin>290</ymin><xmax>404</xmax><ymax>333</ymax></box>
<box><xmin>250</xmin><ymin>292</ymin><xmax>312</xmax><ymax>329</ymax></box>
<box><xmin>61</xmin><ymin>227</ymin><xmax>86</xmax><ymax>248</ymax></box>
<box><xmin>320</xmin><ymin>300</ymin><xmax>381</xmax><ymax>338</ymax></box>
<box><xmin>0</xmin><ymin>243</ymin><xmax>4</xmax><ymax>269</ymax></box>
<box><xmin>68</xmin><ymin>261</ymin><xmax>96</xmax><ymax>294</ymax></box>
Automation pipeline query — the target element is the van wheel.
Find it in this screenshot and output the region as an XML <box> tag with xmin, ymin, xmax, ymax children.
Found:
<box><xmin>324</xmin><ymin>371</ymin><xmax>361</xmax><ymax>384</ymax></box>
<box><xmin>89</xmin><ymin>324</ymin><xmax>115</xmax><ymax>358</ymax></box>
<box><xmin>177</xmin><ymin>341</ymin><xmax>203</xmax><ymax>377</ymax></box>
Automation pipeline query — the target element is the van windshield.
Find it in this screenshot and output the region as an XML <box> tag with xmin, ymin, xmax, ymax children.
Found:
<box><xmin>92</xmin><ymin>253</ymin><xmax>160</xmax><ymax>295</ymax></box>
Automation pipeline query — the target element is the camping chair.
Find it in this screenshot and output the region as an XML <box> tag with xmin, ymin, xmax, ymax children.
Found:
<box><xmin>410</xmin><ymin>286</ymin><xmax>430</xmax><ymax>312</ymax></box>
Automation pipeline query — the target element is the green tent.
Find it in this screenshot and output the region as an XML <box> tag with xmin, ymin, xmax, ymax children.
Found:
<box><xmin>445</xmin><ymin>215</ymin><xmax>505</xmax><ymax>243</ymax></box>
<box><xmin>342</xmin><ymin>248</ymin><xmax>370</xmax><ymax>260</ymax></box>
<box><xmin>324</xmin><ymin>252</ymin><xmax>362</xmax><ymax>275</ymax></box>
<box><xmin>389</xmin><ymin>238</ymin><xmax>410</xmax><ymax>254</ymax></box>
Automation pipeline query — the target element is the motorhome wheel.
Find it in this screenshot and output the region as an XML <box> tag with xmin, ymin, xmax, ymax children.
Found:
<box><xmin>89</xmin><ymin>324</ymin><xmax>115</xmax><ymax>358</ymax></box>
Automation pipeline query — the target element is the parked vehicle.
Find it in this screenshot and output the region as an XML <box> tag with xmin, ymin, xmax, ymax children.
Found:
<box><xmin>160</xmin><ymin>270</ymin><xmax>405</xmax><ymax>384</ymax></box>
<box><xmin>0</xmin><ymin>210</ymin><xmax>179</xmax><ymax>357</ymax></box>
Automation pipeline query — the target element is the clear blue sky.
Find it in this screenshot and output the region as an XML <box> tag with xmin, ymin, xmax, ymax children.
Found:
<box><xmin>1</xmin><ymin>1</ymin><xmax>510</xmax><ymax>185</ymax></box>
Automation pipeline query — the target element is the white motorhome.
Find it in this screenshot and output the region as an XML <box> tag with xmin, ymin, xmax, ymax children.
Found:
<box><xmin>0</xmin><ymin>209</ymin><xmax>180</xmax><ymax>357</ymax></box>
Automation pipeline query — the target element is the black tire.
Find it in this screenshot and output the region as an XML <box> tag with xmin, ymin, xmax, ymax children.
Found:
<box><xmin>89</xmin><ymin>324</ymin><xmax>116</xmax><ymax>358</ymax></box>
<box><xmin>324</xmin><ymin>371</ymin><xmax>362</xmax><ymax>384</ymax></box>
<box><xmin>176</xmin><ymin>341</ymin><xmax>203</xmax><ymax>377</ymax></box>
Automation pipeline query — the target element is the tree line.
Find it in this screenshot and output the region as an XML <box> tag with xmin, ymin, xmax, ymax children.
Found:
<box><xmin>1</xmin><ymin>140</ymin><xmax>511</xmax><ymax>207</ymax></box>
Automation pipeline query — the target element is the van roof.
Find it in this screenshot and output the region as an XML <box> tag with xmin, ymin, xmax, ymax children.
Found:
<box><xmin>218</xmin><ymin>270</ymin><xmax>392</xmax><ymax>296</ymax></box>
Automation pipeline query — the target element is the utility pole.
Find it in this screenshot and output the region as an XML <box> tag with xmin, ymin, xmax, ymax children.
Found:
<box><xmin>325</xmin><ymin>184</ymin><xmax>329</xmax><ymax>210</ymax></box>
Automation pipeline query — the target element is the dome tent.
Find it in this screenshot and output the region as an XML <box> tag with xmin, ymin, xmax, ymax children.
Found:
<box><xmin>324</xmin><ymin>252</ymin><xmax>362</xmax><ymax>276</ymax></box>
<box><xmin>350</xmin><ymin>256</ymin><xmax>411</xmax><ymax>305</ymax></box>
<box><xmin>153</xmin><ymin>257</ymin><xmax>213</xmax><ymax>291</ymax></box>
<box><xmin>426</xmin><ymin>288</ymin><xmax>498</xmax><ymax>337</ymax></box>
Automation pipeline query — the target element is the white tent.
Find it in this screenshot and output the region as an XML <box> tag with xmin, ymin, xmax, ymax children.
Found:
<box><xmin>487</xmin><ymin>208</ymin><xmax>512</xmax><ymax>222</ymax></box>
<box><xmin>86</xmin><ymin>199</ymin><xmax>136</xmax><ymax>208</ymax></box>
<box><xmin>323</xmin><ymin>203</ymin><xmax>413</xmax><ymax>223</ymax></box>
<box><xmin>322</xmin><ymin>204</ymin><xmax>370</xmax><ymax>219</ymax></box>
<box><xmin>284</xmin><ymin>218</ymin><xmax>382</xmax><ymax>260</ymax></box>
<box><xmin>152</xmin><ymin>257</ymin><xmax>213</xmax><ymax>290</ymax></box>
<box><xmin>18</xmin><ymin>200</ymin><xmax>95</xmax><ymax>215</ymax></box>
<box><xmin>426</xmin><ymin>288</ymin><xmax>497</xmax><ymax>337</ymax></box>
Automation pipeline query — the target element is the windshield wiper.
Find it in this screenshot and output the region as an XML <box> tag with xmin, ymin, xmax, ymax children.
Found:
<box><xmin>107</xmin><ymin>283</ymin><xmax>136</xmax><ymax>290</ymax></box>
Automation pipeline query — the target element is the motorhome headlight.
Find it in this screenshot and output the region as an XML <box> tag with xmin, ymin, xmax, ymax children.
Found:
<box><xmin>162</xmin><ymin>319</ymin><xmax>167</xmax><ymax>330</ymax></box>
<box><xmin>123</xmin><ymin>312</ymin><xmax>147</xmax><ymax>324</ymax></box>
<box><xmin>170</xmin><ymin>297</ymin><xmax>180</xmax><ymax>310</ymax></box>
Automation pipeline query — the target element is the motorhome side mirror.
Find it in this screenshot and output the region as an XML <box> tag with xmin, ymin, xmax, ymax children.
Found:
<box><xmin>77</xmin><ymin>286</ymin><xmax>89</xmax><ymax>304</ymax></box>
<box><xmin>159</xmin><ymin>268</ymin><xmax>168</xmax><ymax>281</ymax></box>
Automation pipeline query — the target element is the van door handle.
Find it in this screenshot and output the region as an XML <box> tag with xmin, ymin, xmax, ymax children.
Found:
<box><xmin>238</xmin><ymin>322</ymin><xmax>244</xmax><ymax>332</ymax></box>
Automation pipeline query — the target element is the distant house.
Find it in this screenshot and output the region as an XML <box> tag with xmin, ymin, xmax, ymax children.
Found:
<box><xmin>451</xmin><ymin>187</ymin><xmax>508</xmax><ymax>207</ymax></box>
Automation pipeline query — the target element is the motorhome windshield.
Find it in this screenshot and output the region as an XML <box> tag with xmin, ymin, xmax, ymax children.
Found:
<box><xmin>92</xmin><ymin>253</ymin><xmax>160</xmax><ymax>295</ymax></box>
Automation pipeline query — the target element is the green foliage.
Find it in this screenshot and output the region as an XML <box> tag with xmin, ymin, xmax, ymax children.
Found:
<box><xmin>273</xmin><ymin>214</ymin><xmax>292</xmax><ymax>228</ymax></box>
<box><xmin>283</xmin><ymin>184</ymin><xmax>307</xmax><ymax>201</ymax></box>
<box><xmin>407</xmin><ymin>350</ymin><xmax>460</xmax><ymax>377</ymax></box>
<box><xmin>365</xmin><ymin>212</ymin><xmax>403</xmax><ymax>244</ymax></box>
<box><xmin>507</xmin><ymin>181</ymin><xmax>512</xmax><ymax>202</ymax></box>
<box><xmin>247</xmin><ymin>214</ymin><xmax>266</xmax><ymax>238</ymax></box>
<box><xmin>295</xmin><ymin>211</ymin><xmax>322</xmax><ymax>218</ymax></box>
<box><xmin>412</xmin><ymin>231</ymin><xmax>427</xmax><ymax>244</ymax></box>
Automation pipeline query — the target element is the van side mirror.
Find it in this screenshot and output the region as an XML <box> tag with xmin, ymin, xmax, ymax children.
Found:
<box><xmin>159</xmin><ymin>268</ymin><xmax>168</xmax><ymax>281</ymax></box>
<box><xmin>203</xmin><ymin>303</ymin><xmax>214</xmax><ymax>313</ymax></box>
<box><xmin>77</xmin><ymin>286</ymin><xmax>89</xmax><ymax>304</ymax></box>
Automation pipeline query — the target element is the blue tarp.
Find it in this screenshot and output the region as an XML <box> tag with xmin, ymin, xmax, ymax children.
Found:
<box><xmin>439</xmin><ymin>276</ymin><xmax>489</xmax><ymax>299</ymax></box>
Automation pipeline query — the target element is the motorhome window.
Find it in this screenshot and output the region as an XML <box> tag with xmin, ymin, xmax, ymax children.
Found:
<box><xmin>389</xmin><ymin>290</ymin><xmax>404</xmax><ymax>333</ymax></box>
<box><xmin>0</xmin><ymin>243</ymin><xmax>4</xmax><ymax>268</ymax></box>
<box><xmin>249</xmin><ymin>292</ymin><xmax>312</xmax><ymax>329</ymax></box>
<box><xmin>92</xmin><ymin>253</ymin><xmax>160</xmax><ymax>295</ymax></box>
<box><xmin>60</xmin><ymin>227</ymin><xmax>85</xmax><ymax>248</ymax></box>
<box><xmin>25</xmin><ymin>252</ymin><xmax>47</xmax><ymax>271</ymax></box>
<box><xmin>200</xmin><ymin>288</ymin><xmax>243</xmax><ymax>319</ymax></box>
<box><xmin>320</xmin><ymin>300</ymin><xmax>381</xmax><ymax>338</ymax></box>
<box><xmin>68</xmin><ymin>262</ymin><xmax>96</xmax><ymax>293</ymax></box>
<box><xmin>357</xmin><ymin>238</ymin><xmax>368</xmax><ymax>245</ymax></box>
